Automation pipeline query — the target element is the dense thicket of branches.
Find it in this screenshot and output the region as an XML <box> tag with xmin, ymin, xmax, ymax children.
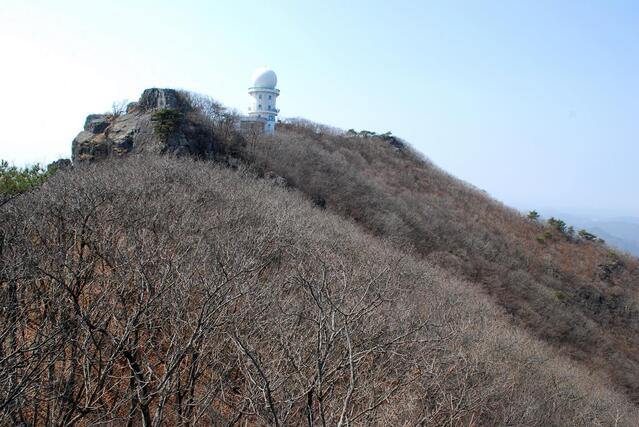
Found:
<box><xmin>243</xmin><ymin>120</ymin><xmax>639</xmax><ymax>403</ymax></box>
<box><xmin>1</xmin><ymin>156</ymin><xmax>636</xmax><ymax>425</ymax></box>
<box><xmin>2</xmin><ymin>91</ymin><xmax>639</xmax><ymax>424</ymax></box>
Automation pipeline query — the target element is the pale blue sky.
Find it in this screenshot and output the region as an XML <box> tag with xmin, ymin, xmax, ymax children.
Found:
<box><xmin>1</xmin><ymin>0</ymin><xmax>637</xmax><ymax>217</ymax></box>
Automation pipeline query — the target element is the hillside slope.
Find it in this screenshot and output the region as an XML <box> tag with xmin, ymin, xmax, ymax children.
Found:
<box><xmin>2</xmin><ymin>88</ymin><xmax>639</xmax><ymax>425</ymax></box>
<box><xmin>253</xmin><ymin>121</ymin><xmax>639</xmax><ymax>402</ymax></box>
<box><xmin>540</xmin><ymin>211</ymin><xmax>639</xmax><ymax>256</ymax></box>
<box><xmin>69</xmin><ymin>88</ymin><xmax>639</xmax><ymax>404</ymax></box>
<box><xmin>1</xmin><ymin>155</ymin><xmax>636</xmax><ymax>425</ymax></box>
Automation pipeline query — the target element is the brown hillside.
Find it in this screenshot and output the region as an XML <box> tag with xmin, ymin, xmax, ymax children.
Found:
<box><xmin>1</xmin><ymin>156</ymin><xmax>637</xmax><ymax>425</ymax></box>
<box><xmin>252</xmin><ymin>120</ymin><xmax>639</xmax><ymax>402</ymax></box>
<box><xmin>2</xmin><ymin>88</ymin><xmax>638</xmax><ymax>425</ymax></box>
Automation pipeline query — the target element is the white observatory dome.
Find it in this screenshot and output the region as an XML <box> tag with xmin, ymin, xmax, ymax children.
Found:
<box><xmin>251</xmin><ymin>67</ymin><xmax>277</xmax><ymax>88</ymax></box>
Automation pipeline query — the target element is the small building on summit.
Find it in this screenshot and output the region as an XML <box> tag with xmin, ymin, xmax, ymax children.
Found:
<box><xmin>241</xmin><ymin>67</ymin><xmax>280</xmax><ymax>134</ymax></box>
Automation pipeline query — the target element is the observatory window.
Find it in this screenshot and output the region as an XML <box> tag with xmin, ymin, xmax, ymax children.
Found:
<box><xmin>259</xmin><ymin>94</ymin><xmax>262</xmax><ymax>99</ymax></box>
<box><xmin>259</xmin><ymin>104</ymin><xmax>262</xmax><ymax>109</ymax></box>
<box><xmin>268</xmin><ymin>95</ymin><xmax>272</xmax><ymax>100</ymax></box>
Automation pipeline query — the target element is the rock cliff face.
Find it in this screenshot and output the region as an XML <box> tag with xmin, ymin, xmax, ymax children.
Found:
<box><xmin>138</xmin><ymin>88</ymin><xmax>191</xmax><ymax>111</ymax></box>
<box><xmin>72</xmin><ymin>88</ymin><xmax>217</xmax><ymax>162</ymax></box>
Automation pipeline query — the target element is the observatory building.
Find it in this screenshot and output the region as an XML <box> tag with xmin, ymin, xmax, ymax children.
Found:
<box><xmin>242</xmin><ymin>67</ymin><xmax>280</xmax><ymax>134</ymax></box>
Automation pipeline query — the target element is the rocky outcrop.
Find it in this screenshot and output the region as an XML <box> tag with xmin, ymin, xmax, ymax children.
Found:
<box><xmin>139</xmin><ymin>88</ymin><xmax>191</xmax><ymax>112</ymax></box>
<box><xmin>72</xmin><ymin>131</ymin><xmax>109</xmax><ymax>161</ymax></box>
<box><xmin>72</xmin><ymin>88</ymin><xmax>237</xmax><ymax>163</ymax></box>
<box><xmin>46</xmin><ymin>158</ymin><xmax>72</xmax><ymax>171</ymax></box>
<box><xmin>72</xmin><ymin>114</ymin><xmax>152</xmax><ymax>162</ymax></box>
<box><xmin>72</xmin><ymin>89</ymin><xmax>189</xmax><ymax>162</ymax></box>
<box><xmin>84</xmin><ymin>114</ymin><xmax>111</xmax><ymax>133</ymax></box>
<box><xmin>126</xmin><ymin>102</ymin><xmax>139</xmax><ymax>113</ymax></box>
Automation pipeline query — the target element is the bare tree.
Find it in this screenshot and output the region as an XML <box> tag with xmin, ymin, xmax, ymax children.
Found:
<box><xmin>1</xmin><ymin>154</ymin><xmax>637</xmax><ymax>426</ymax></box>
<box><xmin>111</xmin><ymin>99</ymin><xmax>129</xmax><ymax>118</ymax></box>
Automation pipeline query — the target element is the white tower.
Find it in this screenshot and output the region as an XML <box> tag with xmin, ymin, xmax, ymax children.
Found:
<box><xmin>247</xmin><ymin>67</ymin><xmax>280</xmax><ymax>134</ymax></box>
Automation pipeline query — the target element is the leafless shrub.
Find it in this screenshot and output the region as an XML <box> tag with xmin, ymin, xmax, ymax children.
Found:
<box><xmin>1</xmin><ymin>155</ymin><xmax>637</xmax><ymax>425</ymax></box>
<box><xmin>110</xmin><ymin>99</ymin><xmax>129</xmax><ymax>118</ymax></box>
<box><xmin>244</xmin><ymin>122</ymin><xmax>639</xmax><ymax>406</ymax></box>
<box><xmin>280</xmin><ymin>117</ymin><xmax>344</xmax><ymax>137</ymax></box>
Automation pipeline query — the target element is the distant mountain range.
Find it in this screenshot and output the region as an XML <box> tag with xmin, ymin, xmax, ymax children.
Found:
<box><xmin>540</xmin><ymin>211</ymin><xmax>639</xmax><ymax>256</ymax></box>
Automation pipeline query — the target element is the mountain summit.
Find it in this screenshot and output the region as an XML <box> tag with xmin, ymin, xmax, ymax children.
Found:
<box><xmin>2</xmin><ymin>89</ymin><xmax>638</xmax><ymax>425</ymax></box>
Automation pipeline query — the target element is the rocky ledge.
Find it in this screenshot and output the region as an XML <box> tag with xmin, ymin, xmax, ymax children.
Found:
<box><xmin>72</xmin><ymin>88</ymin><xmax>221</xmax><ymax>162</ymax></box>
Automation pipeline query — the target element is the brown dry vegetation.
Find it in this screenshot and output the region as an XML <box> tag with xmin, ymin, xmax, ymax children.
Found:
<box><xmin>248</xmin><ymin>120</ymin><xmax>639</xmax><ymax>403</ymax></box>
<box><xmin>2</xmin><ymin>91</ymin><xmax>639</xmax><ymax>425</ymax></box>
<box><xmin>1</xmin><ymin>156</ymin><xmax>637</xmax><ymax>425</ymax></box>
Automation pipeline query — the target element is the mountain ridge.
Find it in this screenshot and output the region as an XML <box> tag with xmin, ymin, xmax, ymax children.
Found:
<box><xmin>538</xmin><ymin>210</ymin><xmax>639</xmax><ymax>256</ymax></box>
<box><xmin>70</xmin><ymin>88</ymin><xmax>639</xmax><ymax>402</ymax></box>
<box><xmin>2</xmin><ymin>88</ymin><xmax>638</xmax><ymax>425</ymax></box>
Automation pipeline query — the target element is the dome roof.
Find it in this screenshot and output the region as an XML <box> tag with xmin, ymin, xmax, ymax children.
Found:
<box><xmin>251</xmin><ymin>67</ymin><xmax>277</xmax><ymax>88</ymax></box>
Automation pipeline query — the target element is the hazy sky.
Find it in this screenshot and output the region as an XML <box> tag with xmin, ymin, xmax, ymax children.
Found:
<box><xmin>1</xmin><ymin>0</ymin><xmax>637</xmax><ymax>217</ymax></box>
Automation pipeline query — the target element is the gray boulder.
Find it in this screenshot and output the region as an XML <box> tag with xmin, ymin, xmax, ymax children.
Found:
<box><xmin>139</xmin><ymin>88</ymin><xmax>191</xmax><ymax>111</ymax></box>
<box><xmin>126</xmin><ymin>102</ymin><xmax>139</xmax><ymax>113</ymax></box>
<box><xmin>72</xmin><ymin>131</ymin><xmax>110</xmax><ymax>162</ymax></box>
<box><xmin>105</xmin><ymin>114</ymin><xmax>143</xmax><ymax>155</ymax></box>
<box><xmin>84</xmin><ymin>114</ymin><xmax>110</xmax><ymax>133</ymax></box>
